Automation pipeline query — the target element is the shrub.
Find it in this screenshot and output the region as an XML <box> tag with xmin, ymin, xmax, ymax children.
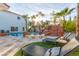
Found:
<box><xmin>64</xmin><ymin>20</ymin><xmax>76</xmax><ymax>32</ymax></box>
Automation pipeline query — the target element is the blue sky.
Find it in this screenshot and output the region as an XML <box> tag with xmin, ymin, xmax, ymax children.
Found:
<box><xmin>7</xmin><ymin>3</ymin><xmax>76</xmax><ymax>20</ymax></box>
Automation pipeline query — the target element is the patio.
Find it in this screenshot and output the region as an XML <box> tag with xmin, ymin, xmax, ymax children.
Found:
<box><xmin>0</xmin><ymin>36</ymin><xmax>45</xmax><ymax>56</ymax></box>
<box><xmin>0</xmin><ymin>3</ymin><xmax>79</xmax><ymax>56</ymax></box>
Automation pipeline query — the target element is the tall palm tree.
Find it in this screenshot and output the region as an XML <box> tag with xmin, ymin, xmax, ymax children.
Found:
<box><xmin>76</xmin><ymin>3</ymin><xmax>79</xmax><ymax>40</ymax></box>
<box><xmin>54</xmin><ymin>7</ymin><xmax>75</xmax><ymax>22</ymax></box>
<box><xmin>36</xmin><ymin>11</ymin><xmax>45</xmax><ymax>34</ymax></box>
<box><xmin>31</xmin><ymin>15</ymin><xmax>36</xmax><ymax>20</ymax></box>
<box><xmin>30</xmin><ymin>15</ymin><xmax>37</xmax><ymax>32</ymax></box>
<box><xmin>50</xmin><ymin>11</ymin><xmax>59</xmax><ymax>24</ymax></box>
<box><xmin>31</xmin><ymin>15</ymin><xmax>36</xmax><ymax>25</ymax></box>
<box><xmin>53</xmin><ymin>7</ymin><xmax>75</xmax><ymax>30</ymax></box>
<box><xmin>37</xmin><ymin>11</ymin><xmax>45</xmax><ymax>17</ymax></box>
<box><xmin>22</xmin><ymin>14</ymin><xmax>30</xmax><ymax>31</ymax></box>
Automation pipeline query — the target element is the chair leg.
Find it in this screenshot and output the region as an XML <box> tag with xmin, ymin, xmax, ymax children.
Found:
<box><xmin>49</xmin><ymin>49</ymin><xmax>52</xmax><ymax>56</ymax></box>
<box><xmin>58</xmin><ymin>47</ymin><xmax>62</xmax><ymax>56</ymax></box>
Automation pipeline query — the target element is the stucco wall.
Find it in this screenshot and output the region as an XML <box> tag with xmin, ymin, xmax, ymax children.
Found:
<box><xmin>0</xmin><ymin>11</ymin><xmax>26</xmax><ymax>32</ymax></box>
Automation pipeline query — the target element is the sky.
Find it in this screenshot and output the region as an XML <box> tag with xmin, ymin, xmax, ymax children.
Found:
<box><xmin>7</xmin><ymin>3</ymin><xmax>76</xmax><ymax>20</ymax></box>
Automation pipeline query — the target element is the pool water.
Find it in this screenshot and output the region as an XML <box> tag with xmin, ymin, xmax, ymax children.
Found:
<box><xmin>9</xmin><ymin>32</ymin><xmax>39</xmax><ymax>38</ymax></box>
<box><xmin>9</xmin><ymin>32</ymin><xmax>23</xmax><ymax>38</ymax></box>
<box><xmin>30</xmin><ymin>32</ymin><xmax>39</xmax><ymax>35</ymax></box>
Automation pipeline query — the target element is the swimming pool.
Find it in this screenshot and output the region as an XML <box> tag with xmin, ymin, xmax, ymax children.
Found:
<box><xmin>9</xmin><ymin>32</ymin><xmax>39</xmax><ymax>38</ymax></box>
<box><xmin>9</xmin><ymin>32</ymin><xmax>23</xmax><ymax>38</ymax></box>
<box><xmin>30</xmin><ymin>32</ymin><xmax>39</xmax><ymax>35</ymax></box>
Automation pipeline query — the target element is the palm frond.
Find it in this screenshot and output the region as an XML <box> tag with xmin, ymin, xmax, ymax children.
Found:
<box><xmin>67</xmin><ymin>8</ymin><xmax>75</xmax><ymax>15</ymax></box>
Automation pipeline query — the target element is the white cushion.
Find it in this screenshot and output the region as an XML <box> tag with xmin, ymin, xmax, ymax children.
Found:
<box><xmin>51</xmin><ymin>47</ymin><xmax>60</xmax><ymax>56</ymax></box>
<box><xmin>44</xmin><ymin>47</ymin><xmax>60</xmax><ymax>56</ymax></box>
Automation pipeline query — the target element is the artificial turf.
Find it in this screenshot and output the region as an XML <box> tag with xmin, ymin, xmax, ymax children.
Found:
<box><xmin>66</xmin><ymin>46</ymin><xmax>79</xmax><ymax>56</ymax></box>
<box><xmin>15</xmin><ymin>41</ymin><xmax>58</xmax><ymax>56</ymax></box>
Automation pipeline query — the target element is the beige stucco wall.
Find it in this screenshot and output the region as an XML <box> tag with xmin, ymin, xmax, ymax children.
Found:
<box><xmin>0</xmin><ymin>4</ymin><xmax>9</xmax><ymax>10</ymax></box>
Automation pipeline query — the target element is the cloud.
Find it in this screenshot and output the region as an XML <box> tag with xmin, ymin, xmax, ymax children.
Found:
<box><xmin>7</xmin><ymin>3</ymin><xmax>76</xmax><ymax>17</ymax></box>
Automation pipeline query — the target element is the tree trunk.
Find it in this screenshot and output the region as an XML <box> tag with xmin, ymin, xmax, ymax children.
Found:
<box><xmin>63</xmin><ymin>16</ymin><xmax>66</xmax><ymax>24</ymax></box>
<box><xmin>69</xmin><ymin>15</ymin><xmax>71</xmax><ymax>21</ymax></box>
<box><xmin>76</xmin><ymin>3</ymin><xmax>79</xmax><ymax>40</ymax></box>
<box><xmin>25</xmin><ymin>19</ymin><xmax>27</xmax><ymax>31</ymax></box>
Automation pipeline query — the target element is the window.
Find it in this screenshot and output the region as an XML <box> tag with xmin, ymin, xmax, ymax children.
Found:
<box><xmin>11</xmin><ymin>26</ymin><xmax>18</xmax><ymax>31</ymax></box>
<box><xmin>0</xmin><ymin>30</ymin><xmax>5</xmax><ymax>33</ymax></box>
<box><xmin>16</xmin><ymin>27</ymin><xmax>18</xmax><ymax>31</ymax></box>
<box><xmin>17</xmin><ymin>16</ymin><xmax>20</xmax><ymax>20</ymax></box>
<box><xmin>23</xmin><ymin>27</ymin><xmax>25</xmax><ymax>31</ymax></box>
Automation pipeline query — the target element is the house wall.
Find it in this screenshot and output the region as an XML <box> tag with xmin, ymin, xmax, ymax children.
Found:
<box><xmin>0</xmin><ymin>11</ymin><xmax>26</xmax><ymax>32</ymax></box>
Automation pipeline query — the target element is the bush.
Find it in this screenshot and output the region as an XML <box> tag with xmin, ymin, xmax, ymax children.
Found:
<box><xmin>64</xmin><ymin>20</ymin><xmax>76</xmax><ymax>32</ymax></box>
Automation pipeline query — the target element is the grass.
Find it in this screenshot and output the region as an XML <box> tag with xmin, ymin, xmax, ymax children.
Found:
<box><xmin>15</xmin><ymin>41</ymin><xmax>58</xmax><ymax>56</ymax></box>
<box><xmin>25</xmin><ymin>41</ymin><xmax>58</xmax><ymax>48</ymax></box>
<box><xmin>14</xmin><ymin>49</ymin><xmax>23</xmax><ymax>56</ymax></box>
<box><xmin>66</xmin><ymin>46</ymin><xmax>79</xmax><ymax>56</ymax></box>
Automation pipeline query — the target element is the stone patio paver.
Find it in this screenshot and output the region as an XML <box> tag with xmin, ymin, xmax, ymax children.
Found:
<box><xmin>0</xmin><ymin>36</ymin><xmax>43</xmax><ymax>56</ymax></box>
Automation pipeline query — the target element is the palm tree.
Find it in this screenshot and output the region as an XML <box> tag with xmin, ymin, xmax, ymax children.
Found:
<box><xmin>53</xmin><ymin>8</ymin><xmax>75</xmax><ymax>30</ymax></box>
<box><xmin>76</xmin><ymin>3</ymin><xmax>79</xmax><ymax>40</ymax></box>
<box><xmin>54</xmin><ymin>7</ymin><xmax>75</xmax><ymax>22</ymax></box>
<box><xmin>36</xmin><ymin>11</ymin><xmax>45</xmax><ymax>23</ymax></box>
<box><xmin>36</xmin><ymin>11</ymin><xmax>45</xmax><ymax>34</ymax></box>
<box><xmin>31</xmin><ymin>15</ymin><xmax>36</xmax><ymax>25</ymax></box>
<box><xmin>50</xmin><ymin>11</ymin><xmax>58</xmax><ymax>24</ymax></box>
<box><xmin>22</xmin><ymin>14</ymin><xmax>30</xmax><ymax>31</ymax></box>
<box><xmin>31</xmin><ymin>15</ymin><xmax>36</xmax><ymax>20</ymax></box>
<box><xmin>30</xmin><ymin>15</ymin><xmax>38</xmax><ymax>33</ymax></box>
<box><xmin>37</xmin><ymin>11</ymin><xmax>45</xmax><ymax>17</ymax></box>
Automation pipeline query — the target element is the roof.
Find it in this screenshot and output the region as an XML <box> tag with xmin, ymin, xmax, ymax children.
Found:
<box><xmin>0</xmin><ymin>3</ymin><xmax>21</xmax><ymax>16</ymax></box>
<box><xmin>2</xmin><ymin>10</ymin><xmax>21</xmax><ymax>16</ymax></box>
<box><xmin>3</xmin><ymin>3</ymin><xmax>10</xmax><ymax>8</ymax></box>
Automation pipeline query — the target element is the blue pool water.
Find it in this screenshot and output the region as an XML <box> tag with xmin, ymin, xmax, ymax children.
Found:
<box><xmin>30</xmin><ymin>32</ymin><xmax>39</xmax><ymax>35</ymax></box>
<box><xmin>9</xmin><ymin>32</ymin><xmax>23</xmax><ymax>38</ymax></box>
<box><xmin>9</xmin><ymin>32</ymin><xmax>39</xmax><ymax>38</ymax></box>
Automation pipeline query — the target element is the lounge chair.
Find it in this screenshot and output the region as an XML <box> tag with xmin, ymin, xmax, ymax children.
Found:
<box><xmin>57</xmin><ymin>32</ymin><xmax>72</xmax><ymax>42</ymax></box>
<box><xmin>42</xmin><ymin>36</ymin><xmax>59</xmax><ymax>42</ymax></box>
<box><xmin>44</xmin><ymin>33</ymin><xmax>73</xmax><ymax>56</ymax></box>
<box><xmin>44</xmin><ymin>47</ymin><xmax>61</xmax><ymax>56</ymax></box>
<box><xmin>42</xmin><ymin>32</ymin><xmax>72</xmax><ymax>42</ymax></box>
